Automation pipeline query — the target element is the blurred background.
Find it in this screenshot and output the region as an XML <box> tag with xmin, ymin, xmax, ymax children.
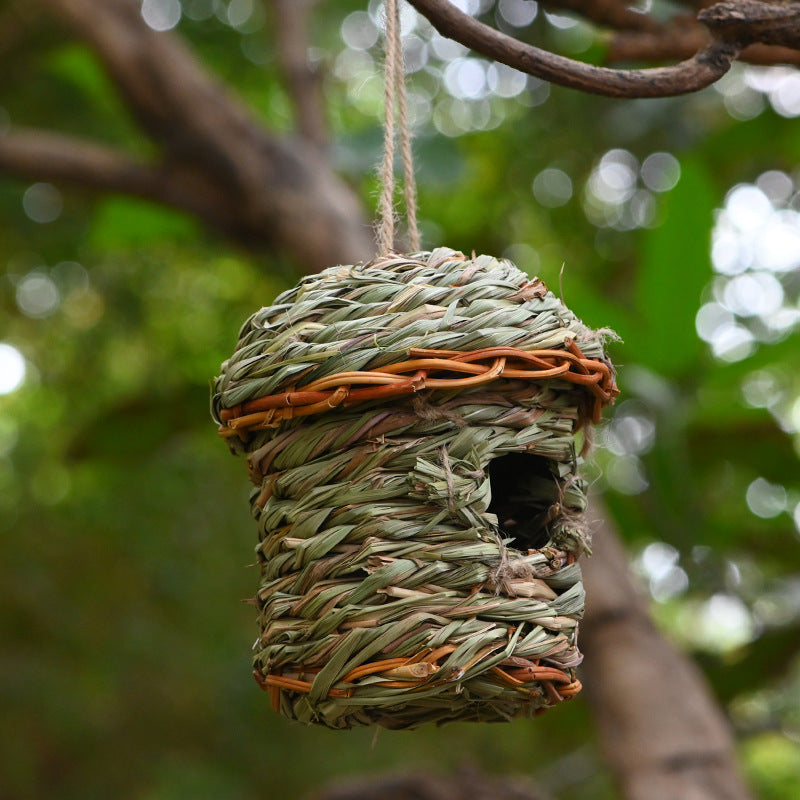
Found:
<box><xmin>0</xmin><ymin>1</ymin><xmax>799</xmax><ymax>798</ymax></box>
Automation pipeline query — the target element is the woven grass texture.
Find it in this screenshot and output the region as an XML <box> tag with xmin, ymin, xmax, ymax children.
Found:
<box><xmin>212</xmin><ymin>248</ymin><xmax>617</xmax><ymax>729</ymax></box>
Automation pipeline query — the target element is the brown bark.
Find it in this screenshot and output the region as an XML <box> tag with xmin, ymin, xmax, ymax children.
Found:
<box><xmin>16</xmin><ymin>0</ymin><xmax>374</xmax><ymax>271</ymax></box>
<box><xmin>701</xmin><ymin>0</ymin><xmax>800</xmax><ymax>50</ymax></box>
<box><xmin>609</xmin><ymin>26</ymin><xmax>800</xmax><ymax>67</ymax></box>
<box><xmin>580</xmin><ymin>501</ymin><xmax>753</xmax><ymax>800</ymax></box>
<box><xmin>541</xmin><ymin>0</ymin><xmax>661</xmax><ymax>32</ymax></box>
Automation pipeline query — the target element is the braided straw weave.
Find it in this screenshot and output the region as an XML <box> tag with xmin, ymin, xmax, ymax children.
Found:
<box><xmin>212</xmin><ymin>248</ymin><xmax>617</xmax><ymax>729</ymax></box>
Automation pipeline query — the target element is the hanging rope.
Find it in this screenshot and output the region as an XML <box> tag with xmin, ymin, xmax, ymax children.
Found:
<box><xmin>377</xmin><ymin>0</ymin><xmax>421</xmax><ymax>254</ymax></box>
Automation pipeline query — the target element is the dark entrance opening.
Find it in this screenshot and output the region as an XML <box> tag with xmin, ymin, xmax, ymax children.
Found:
<box><xmin>487</xmin><ymin>452</ymin><xmax>560</xmax><ymax>552</ymax></box>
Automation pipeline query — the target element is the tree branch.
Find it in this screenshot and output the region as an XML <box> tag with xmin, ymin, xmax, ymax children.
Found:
<box><xmin>406</xmin><ymin>0</ymin><xmax>740</xmax><ymax>98</ymax></box>
<box><xmin>700</xmin><ymin>0</ymin><xmax>800</xmax><ymax>50</ymax></box>
<box><xmin>26</xmin><ymin>0</ymin><xmax>373</xmax><ymax>270</ymax></box>
<box><xmin>540</xmin><ymin>0</ymin><xmax>659</xmax><ymax>33</ymax></box>
<box><xmin>0</xmin><ymin>127</ymin><xmax>278</xmax><ymax>243</ymax></box>
<box><xmin>580</xmin><ymin>501</ymin><xmax>753</xmax><ymax>800</ymax></box>
<box><xmin>408</xmin><ymin>0</ymin><xmax>800</xmax><ymax>98</ymax></box>
<box><xmin>0</xmin><ymin>127</ymin><xmax>207</xmax><ymax>206</ymax></box>
<box><xmin>609</xmin><ymin>23</ymin><xmax>800</xmax><ymax>66</ymax></box>
<box><xmin>271</xmin><ymin>0</ymin><xmax>329</xmax><ymax>149</ymax></box>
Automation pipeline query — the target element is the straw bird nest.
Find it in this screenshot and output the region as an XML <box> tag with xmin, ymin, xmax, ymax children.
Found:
<box><xmin>212</xmin><ymin>248</ymin><xmax>617</xmax><ymax>729</ymax></box>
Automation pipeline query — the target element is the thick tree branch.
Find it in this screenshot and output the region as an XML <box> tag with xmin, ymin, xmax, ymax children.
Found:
<box><xmin>609</xmin><ymin>24</ymin><xmax>800</xmax><ymax>66</ymax></box>
<box><xmin>407</xmin><ymin>0</ymin><xmax>741</xmax><ymax>97</ymax></box>
<box><xmin>580</xmin><ymin>501</ymin><xmax>753</xmax><ymax>800</ymax></box>
<box><xmin>0</xmin><ymin>128</ymin><xmax>212</xmax><ymax>210</ymax></box>
<box><xmin>271</xmin><ymin>0</ymin><xmax>328</xmax><ymax>149</ymax></box>
<box><xmin>540</xmin><ymin>0</ymin><xmax>659</xmax><ymax>33</ymax></box>
<box><xmin>0</xmin><ymin>127</ymin><xmax>281</xmax><ymax>244</ymax></box>
<box><xmin>408</xmin><ymin>0</ymin><xmax>800</xmax><ymax>98</ymax></box>
<box><xmin>608</xmin><ymin>20</ymin><xmax>711</xmax><ymax>64</ymax></box>
<box><xmin>25</xmin><ymin>0</ymin><xmax>373</xmax><ymax>270</ymax></box>
<box><xmin>700</xmin><ymin>0</ymin><xmax>800</xmax><ymax>50</ymax></box>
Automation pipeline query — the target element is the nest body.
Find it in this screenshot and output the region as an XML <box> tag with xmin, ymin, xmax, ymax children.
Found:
<box><xmin>212</xmin><ymin>248</ymin><xmax>616</xmax><ymax>729</ymax></box>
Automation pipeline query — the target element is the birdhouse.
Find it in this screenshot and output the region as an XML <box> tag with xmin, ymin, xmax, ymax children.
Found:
<box><xmin>212</xmin><ymin>248</ymin><xmax>617</xmax><ymax>729</ymax></box>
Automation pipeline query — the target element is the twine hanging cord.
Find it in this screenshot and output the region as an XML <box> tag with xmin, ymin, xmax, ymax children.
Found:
<box><xmin>378</xmin><ymin>0</ymin><xmax>420</xmax><ymax>254</ymax></box>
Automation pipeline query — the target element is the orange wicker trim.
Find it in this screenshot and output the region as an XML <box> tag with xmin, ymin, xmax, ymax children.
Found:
<box><xmin>219</xmin><ymin>341</ymin><xmax>618</xmax><ymax>437</ymax></box>
<box><xmin>253</xmin><ymin>649</ymin><xmax>581</xmax><ymax>713</ymax></box>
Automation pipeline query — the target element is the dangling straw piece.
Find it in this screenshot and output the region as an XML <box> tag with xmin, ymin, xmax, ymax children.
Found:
<box><xmin>378</xmin><ymin>0</ymin><xmax>420</xmax><ymax>254</ymax></box>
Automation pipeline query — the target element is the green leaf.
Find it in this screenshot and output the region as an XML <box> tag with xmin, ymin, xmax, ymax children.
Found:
<box><xmin>635</xmin><ymin>157</ymin><xmax>716</xmax><ymax>376</ymax></box>
<box><xmin>89</xmin><ymin>197</ymin><xmax>201</xmax><ymax>249</ymax></box>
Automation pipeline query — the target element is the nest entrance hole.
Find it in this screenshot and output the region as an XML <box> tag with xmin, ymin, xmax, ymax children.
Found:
<box><xmin>487</xmin><ymin>452</ymin><xmax>561</xmax><ymax>552</ymax></box>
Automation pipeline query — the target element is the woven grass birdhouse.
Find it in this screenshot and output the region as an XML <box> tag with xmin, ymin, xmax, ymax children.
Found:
<box><xmin>212</xmin><ymin>248</ymin><xmax>617</xmax><ymax>729</ymax></box>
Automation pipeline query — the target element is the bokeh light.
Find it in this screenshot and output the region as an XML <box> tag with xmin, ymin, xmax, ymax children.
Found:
<box><xmin>746</xmin><ymin>477</ymin><xmax>788</xmax><ymax>519</ymax></box>
<box><xmin>715</xmin><ymin>63</ymin><xmax>800</xmax><ymax>120</ymax></box>
<box><xmin>640</xmin><ymin>152</ymin><xmax>681</xmax><ymax>193</ymax></box>
<box><xmin>0</xmin><ymin>343</ymin><xmax>26</xmax><ymax>395</ymax></box>
<box><xmin>334</xmin><ymin>2</ymin><xmax>558</xmax><ymax>139</ymax></box>
<box><xmin>444</xmin><ymin>58</ymin><xmax>489</xmax><ymax>99</ymax></box>
<box><xmin>741</xmin><ymin>369</ymin><xmax>783</xmax><ymax>409</ymax></box>
<box><xmin>637</xmin><ymin>541</ymin><xmax>689</xmax><ymax>602</ymax></box>
<box><xmin>16</xmin><ymin>272</ymin><xmax>61</xmax><ymax>318</ymax></box>
<box><xmin>532</xmin><ymin>168</ymin><xmax>573</xmax><ymax>208</ymax></box>
<box><xmin>595</xmin><ymin>399</ymin><xmax>657</xmax><ymax>497</ymax></box>
<box><xmin>341</xmin><ymin>11</ymin><xmax>379</xmax><ymax>51</ymax></box>
<box><xmin>699</xmin><ymin>170</ymin><xmax>800</xmax><ymax>364</ymax></box>
<box><xmin>486</xmin><ymin>62</ymin><xmax>527</xmax><ymax>98</ymax></box>
<box><xmin>226</xmin><ymin>0</ymin><xmax>255</xmax><ymax>31</ymax></box>
<box><xmin>498</xmin><ymin>0</ymin><xmax>538</xmax><ymax>27</ymax></box>
<box><xmin>583</xmin><ymin>148</ymin><xmax>668</xmax><ymax>230</ymax></box>
<box><xmin>141</xmin><ymin>0</ymin><xmax>182</xmax><ymax>32</ymax></box>
<box><xmin>22</xmin><ymin>183</ymin><xmax>63</xmax><ymax>224</ymax></box>
<box><xmin>696</xmin><ymin>593</ymin><xmax>758</xmax><ymax>652</ymax></box>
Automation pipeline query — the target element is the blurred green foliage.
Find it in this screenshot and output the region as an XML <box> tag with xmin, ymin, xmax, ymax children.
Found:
<box><xmin>1</xmin><ymin>2</ymin><xmax>799</xmax><ymax>799</ymax></box>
